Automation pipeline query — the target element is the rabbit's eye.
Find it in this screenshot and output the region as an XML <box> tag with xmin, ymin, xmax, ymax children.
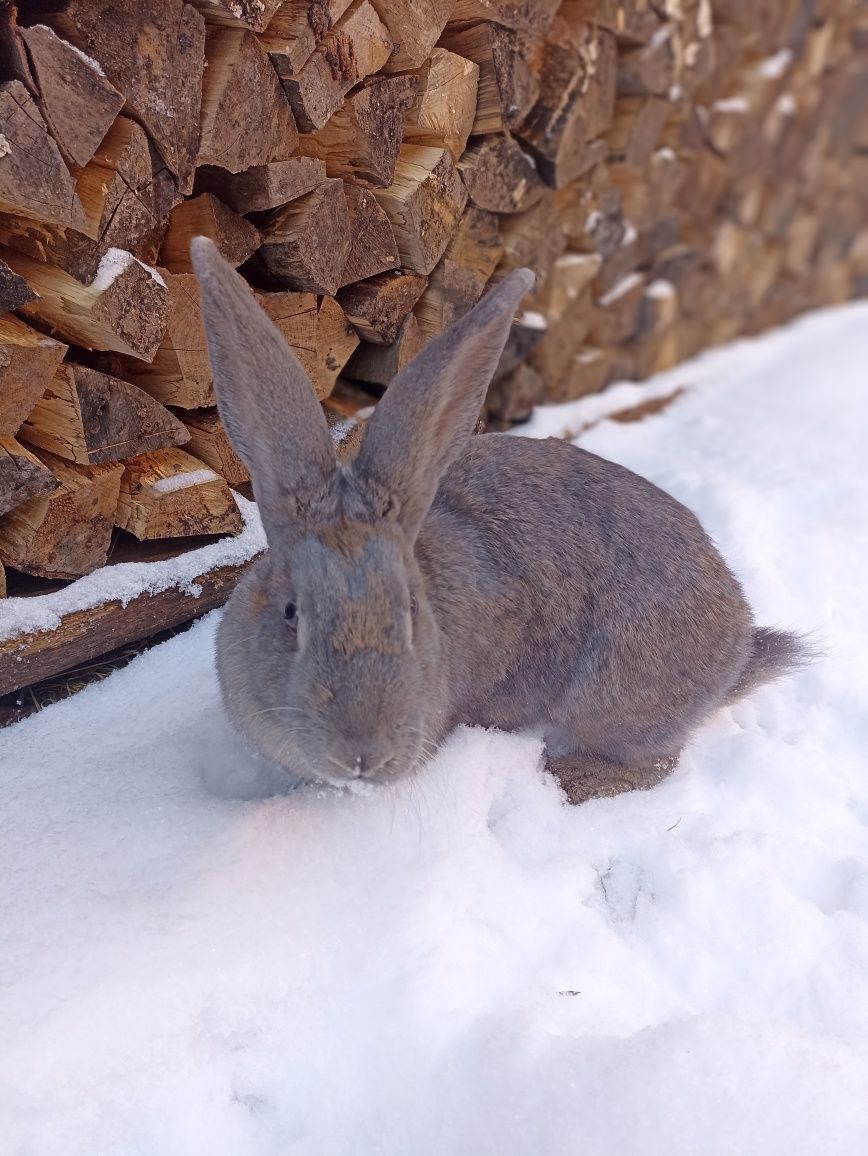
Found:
<box><xmin>409</xmin><ymin>595</ymin><xmax>418</xmax><ymax>618</ymax></box>
<box><xmin>284</xmin><ymin>602</ymin><xmax>298</xmax><ymax>625</ymax></box>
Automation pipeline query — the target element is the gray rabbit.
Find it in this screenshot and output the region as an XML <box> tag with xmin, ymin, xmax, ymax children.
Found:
<box><xmin>192</xmin><ymin>237</ymin><xmax>808</xmax><ymax>803</ymax></box>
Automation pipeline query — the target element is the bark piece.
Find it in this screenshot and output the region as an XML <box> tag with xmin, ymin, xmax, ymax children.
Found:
<box><xmin>198</xmin><ymin>28</ymin><xmax>299</xmax><ymax>173</ymax></box>
<box><xmin>372</xmin><ymin>145</ymin><xmax>468</xmax><ymax>275</ymax></box>
<box><xmin>7</xmin><ymin>248</ymin><xmax>169</xmax><ymax>361</ymax></box>
<box><xmin>606</xmin><ymin>96</ymin><xmax>670</xmax><ymax>166</ymax></box>
<box><xmin>341</xmin><ymin>185</ymin><xmax>400</xmax><ymax>285</ymax></box>
<box><xmin>20</xmin><ymin>363</ymin><xmax>190</xmax><ymax>465</ymax></box>
<box><xmin>370</xmin><ymin>0</ymin><xmax>453</xmax><ymax>69</ymax></box>
<box><xmin>281</xmin><ymin>0</ymin><xmax>394</xmax><ymax>133</ymax></box>
<box><xmin>337</xmin><ymin>271</ymin><xmax>428</xmax><ymax>344</ymax></box>
<box><xmin>0</xmin><ymin>316</ymin><xmax>68</xmax><ymax>437</ymax></box>
<box><xmin>159</xmin><ymin>194</ymin><xmax>259</xmax><ymax>273</ymax></box>
<box><xmin>0</xmin><ymin>80</ymin><xmax>86</xmax><ymax>230</ymax></box>
<box><xmin>438</xmin><ymin>21</ymin><xmax>540</xmax><ymax>134</ymax></box>
<box><xmin>345</xmin><ymin>313</ymin><xmax>424</xmax><ymax>385</ymax></box>
<box><xmin>258</xmin><ymin>179</ymin><xmax>352</xmax><ymax>295</ymax></box>
<box><xmin>195</xmin><ymin>157</ymin><xmax>327</xmax><ymax>213</ymax></box>
<box><xmin>115</xmin><ymin>447</ymin><xmax>243</xmax><ymax>540</ymax></box>
<box><xmin>20</xmin><ymin>23</ymin><xmax>124</xmax><ymax>171</ymax></box>
<box><xmin>296</xmin><ymin>74</ymin><xmax>417</xmax><ymax>187</ymax></box>
<box><xmin>516</xmin><ymin>20</ymin><xmax>617</xmax><ymax>187</ymax></box>
<box><xmin>457</xmin><ymin>135</ymin><xmax>545</xmax><ymax>214</ymax></box>
<box><xmin>179</xmin><ymin>408</ymin><xmax>249</xmax><ymax>486</ymax></box>
<box><xmin>0</xmin><ymin>436</ymin><xmax>58</xmax><ymax>518</ymax></box>
<box><xmin>402</xmin><ymin>49</ymin><xmax>479</xmax><ymax>160</ymax></box>
<box><xmin>0</xmin><ymin>451</ymin><xmax>122</xmax><ymax>578</ymax></box>
<box><xmin>42</xmin><ymin>0</ymin><xmax>205</xmax><ymax>194</ymax></box>
<box><xmin>0</xmin><ymin>257</ymin><xmax>36</xmax><ymax>314</ymax></box>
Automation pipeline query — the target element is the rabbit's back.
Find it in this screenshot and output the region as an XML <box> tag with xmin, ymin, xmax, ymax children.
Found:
<box><xmin>417</xmin><ymin>434</ymin><xmax>753</xmax><ymax>761</ymax></box>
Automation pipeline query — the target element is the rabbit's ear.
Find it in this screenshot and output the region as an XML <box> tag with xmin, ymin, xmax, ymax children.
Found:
<box><xmin>351</xmin><ymin>268</ymin><xmax>534</xmax><ymax>538</ymax></box>
<box><xmin>190</xmin><ymin>237</ymin><xmax>336</xmax><ymax>539</ymax></box>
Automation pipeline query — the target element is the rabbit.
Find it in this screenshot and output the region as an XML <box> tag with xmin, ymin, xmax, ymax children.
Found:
<box><xmin>191</xmin><ymin>236</ymin><xmax>809</xmax><ymax>804</ymax></box>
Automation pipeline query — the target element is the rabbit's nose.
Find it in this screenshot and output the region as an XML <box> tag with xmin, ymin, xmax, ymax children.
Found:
<box><xmin>355</xmin><ymin>748</ymin><xmax>393</xmax><ymax>778</ymax></box>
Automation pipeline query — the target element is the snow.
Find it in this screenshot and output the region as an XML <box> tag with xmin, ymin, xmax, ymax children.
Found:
<box><xmin>713</xmin><ymin>96</ymin><xmax>750</xmax><ymax>113</ymax></box>
<box><xmin>757</xmin><ymin>49</ymin><xmax>793</xmax><ymax>79</ymax></box>
<box><xmin>90</xmin><ymin>248</ymin><xmax>166</xmax><ymax>293</ymax></box>
<box><xmin>646</xmin><ymin>278</ymin><xmax>676</xmax><ymax>300</ymax></box>
<box><xmin>3</xmin><ymin>301</ymin><xmax>868</xmax><ymax>1153</ymax></box>
<box><xmin>151</xmin><ymin>467</ymin><xmax>220</xmax><ymax>493</ymax></box>
<box><xmin>0</xmin><ymin>495</ymin><xmax>265</xmax><ymax>643</ymax></box>
<box><xmin>598</xmin><ymin>271</ymin><xmax>644</xmax><ymax>307</ymax></box>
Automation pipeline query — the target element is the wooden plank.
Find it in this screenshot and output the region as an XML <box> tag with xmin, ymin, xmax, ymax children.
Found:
<box><xmin>0</xmin><ymin>560</ymin><xmax>253</xmax><ymax>696</ymax></box>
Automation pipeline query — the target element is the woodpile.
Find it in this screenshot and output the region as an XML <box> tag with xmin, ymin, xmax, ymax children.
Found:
<box><xmin>1</xmin><ymin>0</ymin><xmax>866</xmax><ymax>603</ymax></box>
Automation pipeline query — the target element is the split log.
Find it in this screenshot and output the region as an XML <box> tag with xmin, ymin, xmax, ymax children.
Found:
<box><xmin>195</xmin><ymin>157</ymin><xmax>327</xmax><ymax>213</ymax></box>
<box><xmin>606</xmin><ymin>96</ymin><xmax>670</xmax><ymax>166</ymax></box>
<box><xmin>19</xmin><ymin>363</ymin><xmax>190</xmax><ymax>465</ymax></box>
<box><xmin>260</xmin><ymin>0</ymin><xmax>355</xmax><ymax>81</ymax></box>
<box><xmin>0</xmin><ymin>437</ymin><xmax>58</xmax><ymax>518</ymax></box>
<box><xmin>198</xmin><ymin>28</ymin><xmax>299</xmax><ymax>172</ymax></box>
<box><xmin>159</xmin><ymin>194</ymin><xmax>259</xmax><ymax>274</ymax></box>
<box><xmin>0</xmin><ymin>452</ymin><xmax>122</xmax><ymax>579</ymax></box>
<box><xmin>295</xmin><ymin>75</ymin><xmax>417</xmax><ymax>187</ymax></box>
<box><xmin>528</xmin><ymin>287</ymin><xmax>594</xmax><ymax>390</ymax></box>
<box><xmin>191</xmin><ymin>0</ymin><xmax>284</xmax><ymax>30</ymax></box>
<box><xmin>589</xmin><ymin>271</ymin><xmax>646</xmax><ymax>346</ymax></box>
<box><xmin>115</xmin><ymin>448</ymin><xmax>243</xmax><ymax>541</ymax></box>
<box><xmin>402</xmin><ymin>49</ymin><xmax>479</xmax><ymax>159</ymax></box>
<box><xmin>442</xmin><ymin>206</ymin><xmax>504</xmax><ymax>284</ymax></box>
<box><xmin>1</xmin><ymin>116</ymin><xmax>184</xmax><ymax>285</ymax></box>
<box><xmin>415</xmin><ymin>261</ymin><xmax>486</xmax><ymax>340</ymax></box>
<box><xmin>6</xmin><ymin>248</ymin><xmax>170</xmax><ymax>362</ymax></box>
<box><xmin>618</xmin><ymin>26</ymin><xmax>680</xmax><ymax>97</ymax></box>
<box><xmin>495</xmin><ymin>191</ymin><xmax>566</xmax><ymax>280</ymax></box>
<box><xmin>447</xmin><ymin>0</ymin><xmax>562</xmax><ymax>35</ymax></box>
<box><xmin>550</xmin><ymin>346</ymin><xmax>614</xmax><ymax>401</ymax></box>
<box><xmin>0</xmin><ymin>80</ymin><xmax>86</xmax><ymax>230</ymax></box>
<box><xmin>345</xmin><ymin>313</ymin><xmax>425</xmax><ymax>385</ymax></box>
<box><xmin>0</xmin><ymin>256</ymin><xmax>36</xmax><ymax>314</ymax></box>
<box><xmin>107</xmin><ymin>272</ymin><xmax>212</xmax><ymax>409</ymax></box>
<box><xmin>0</xmin><ymin>316</ymin><xmax>68</xmax><ymax>437</ymax></box>
<box><xmin>457</xmin><ymin>135</ymin><xmax>545</xmax><ymax>214</ymax></box>
<box><xmin>371</xmin><ymin>0</ymin><xmax>453</xmax><ymax>70</ymax></box>
<box><xmin>19</xmin><ymin>23</ymin><xmax>125</xmax><ymax>171</ymax></box>
<box><xmin>337</xmin><ymin>271</ymin><xmax>428</xmax><ymax>344</ymax></box>
<box><xmin>281</xmin><ymin>0</ymin><xmax>394</xmax><ymax>133</ymax></box>
<box><xmin>258</xmin><ymin>179</ymin><xmax>352</xmax><ymax>294</ymax></box>
<box><xmin>253</xmin><ymin>289</ymin><xmax>319</xmax><ymax>382</ymax></box>
<box><xmin>516</xmin><ymin>19</ymin><xmax>618</xmax><ymax>187</ymax></box>
<box><xmin>486</xmin><ymin>362</ymin><xmax>545</xmax><ymax>423</ymax></box>
<box><xmin>314</xmin><ymin>296</ymin><xmax>361</xmax><ymax>394</ymax></box>
<box><xmin>372</xmin><ymin>145</ymin><xmax>468</xmax><ymax>274</ymax></box>
<box><xmin>341</xmin><ymin>185</ymin><xmax>400</xmax><ymax>284</ymax></box>
<box><xmin>438</xmin><ymin>22</ymin><xmax>540</xmax><ymax>135</ymax></box>
<box><xmin>39</xmin><ymin>0</ymin><xmax>206</xmax><ymax>193</ymax></box>
<box><xmin>178</xmin><ymin>409</ymin><xmax>249</xmax><ymax>486</ymax></box>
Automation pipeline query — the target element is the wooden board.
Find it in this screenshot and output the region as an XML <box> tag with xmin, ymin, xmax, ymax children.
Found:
<box><xmin>0</xmin><ymin>560</ymin><xmax>252</xmax><ymax>696</ymax></box>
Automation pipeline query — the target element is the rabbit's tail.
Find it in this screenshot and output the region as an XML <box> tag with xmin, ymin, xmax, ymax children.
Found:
<box><xmin>727</xmin><ymin>627</ymin><xmax>816</xmax><ymax>704</ymax></box>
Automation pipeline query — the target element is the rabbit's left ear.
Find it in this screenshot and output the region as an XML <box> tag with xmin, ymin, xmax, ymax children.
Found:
<box><xmin>351</xmin><ymin>268</ymin><xmax>534</xmax><ymax>539</ymax></box>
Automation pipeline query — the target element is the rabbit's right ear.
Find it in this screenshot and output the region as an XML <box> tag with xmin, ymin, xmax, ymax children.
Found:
<box><xmin>190</xmin><ymin>237</ymin><xmax>336</xmax><ymax>540</ymax></box>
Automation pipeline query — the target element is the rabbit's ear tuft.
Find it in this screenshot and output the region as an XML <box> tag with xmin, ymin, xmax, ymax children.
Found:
<box><xmin>190</xmin><ymin>237</ymin><xmax>335</xmax><ymax>540</ymax></box>
<box><xmin>351</xmin><ymin>268</ymin><xmax>534</xmax><ymax>539</ymax></box>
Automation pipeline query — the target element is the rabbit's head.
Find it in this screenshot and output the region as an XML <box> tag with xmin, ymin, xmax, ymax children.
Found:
<box><xmin>192</xmin><ymin>238</ymin><xmax>533</xmax><ymax>786</ymax></box>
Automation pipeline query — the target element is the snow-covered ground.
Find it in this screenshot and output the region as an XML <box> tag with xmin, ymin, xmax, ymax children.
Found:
<box><xmin>2</xmin><ymin>302</ymin><xmax>868</xmax><ymax>1155</ymax></box>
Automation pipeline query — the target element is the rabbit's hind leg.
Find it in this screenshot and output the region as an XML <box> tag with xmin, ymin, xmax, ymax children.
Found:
<box><xmin>544</xmin><ymin>749</ymin><xmax>679</xmax><ymax>805</ymax></box>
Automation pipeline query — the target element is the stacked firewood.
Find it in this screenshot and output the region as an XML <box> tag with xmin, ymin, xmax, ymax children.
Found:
<box><xmin>0</xmin><ymin>0</ymin><xmax>866</xmax><ymax>597</ymax></box>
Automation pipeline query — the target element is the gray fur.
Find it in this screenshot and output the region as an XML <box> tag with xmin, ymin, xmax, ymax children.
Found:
<box><xmin>192</xmin><ymin>237</ymin><xmax>810</xmax><ymax>802</ymax></box>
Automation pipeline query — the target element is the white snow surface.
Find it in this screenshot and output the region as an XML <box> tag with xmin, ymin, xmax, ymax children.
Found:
<box><xmin>3</xmin><ymin>302</ymin><xmax>868</xmax><ymax>1154</ymax></box>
